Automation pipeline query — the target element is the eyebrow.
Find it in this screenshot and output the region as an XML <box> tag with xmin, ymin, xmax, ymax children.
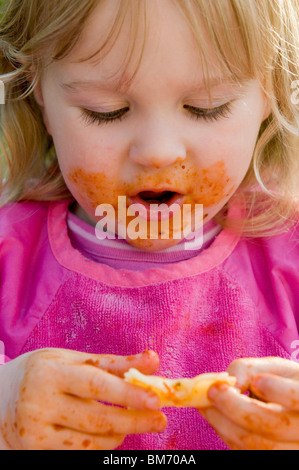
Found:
<box><xmin>59</xmin><ymin>78</ymin><xmax>128</xmax><ymax>94</ymax></box>
<box><xmin>59</xmin><ymin>76</ymin><xmax>246</xmax><ymax>94</ymax></box>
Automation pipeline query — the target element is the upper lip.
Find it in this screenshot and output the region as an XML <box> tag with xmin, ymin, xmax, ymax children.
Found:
<box><xmin>129</xmin><ymin>188</ymin><xmax>185</xmax><ymax>198</ymax></box>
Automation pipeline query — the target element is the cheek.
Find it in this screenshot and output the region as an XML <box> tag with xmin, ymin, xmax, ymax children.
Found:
<box><xmin>67</xmin><ymin>167</ymin><xmax>121</xmax><ymax>210</ymax></box>
<box><xmin>54</xmin><ymin>132</ymin><xmax>121</xmax><ymax>208</ymax></box>
<box><xmin>204</xmin><ymin>118</ymin><xmax>260</xmax><ymax>183</ymax></box>
<box><xmin>190</xmin><ymin>161</ymin><xmax>236</xmax><ymax>206</ymax></box>
<box><xmin>49</xmin><ymin>110</ymin><xmax>119</xmax><ymax>170</ymax></box>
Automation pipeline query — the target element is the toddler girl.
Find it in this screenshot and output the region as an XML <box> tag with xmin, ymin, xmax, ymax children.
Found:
<box><xmin>1</xmin><ymin>0</ymin><xmax>299</xmax><ymax>450</ymax></box>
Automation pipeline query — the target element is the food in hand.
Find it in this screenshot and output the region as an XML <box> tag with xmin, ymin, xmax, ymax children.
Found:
<box><xmin>124</xmin><ymin>368</ymin><xmax>236</xmax><ymax>408</ymax></box>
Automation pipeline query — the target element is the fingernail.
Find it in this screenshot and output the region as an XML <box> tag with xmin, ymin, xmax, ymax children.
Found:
<box><xmin>208</xmin><ymin>382</ymin><xmax>229</xmax><ymax>399</ymax></box>
<box><xmin>208</xmin><ymin>386</ymin><xmax>218</xmax><ymax>400</ymax></box>
<box><xmin>251</xmin><ymin>375</ymin><xmax>263</xmax><ymax>394</ymax></box>
<box><xmin>252</xmin><ymin>375</ymin><xmax>262</xmax><ymax>386</ymax></box>
<box><xmin>154</xmin><ymin>415</ymin><xmax>167</xmax><ymax>432</ymax></box>
<box><xmin>146</xmin><ymin>393</ymin><xmax>161</xmax><ymax>410</ymax></box>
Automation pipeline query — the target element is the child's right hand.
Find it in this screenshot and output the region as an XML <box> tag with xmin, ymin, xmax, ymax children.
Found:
<box><xmin>0</xmin><ymin>348</ymin><xmax>167</xmax><ymax>450</ymax></box>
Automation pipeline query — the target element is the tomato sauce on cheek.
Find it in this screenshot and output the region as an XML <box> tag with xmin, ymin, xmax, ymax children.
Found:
<box><xmin>184</xmin><ymin>161</ymin><xmax>236</xmax><ymax>206</ymax></box>
<box><xmin>68</xmin><ymin>160</ymin><xmax>235</xmax><ymax>210</ymax></box>
<box><xmin>68</xmin><ymin>169</ymin><xmax>120</xmax><ymax>209</ymax></box>
<box><xmin>67</xmin><ymin>161</ymin><xmax>235</xmax><ymax>248</ymax></box>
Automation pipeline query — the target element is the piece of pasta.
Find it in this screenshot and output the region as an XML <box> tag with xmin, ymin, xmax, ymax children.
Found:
<box><xmin>124</xmin><ymin>368</ymin><xmax>237</xmax><ymax>408</ymax></box>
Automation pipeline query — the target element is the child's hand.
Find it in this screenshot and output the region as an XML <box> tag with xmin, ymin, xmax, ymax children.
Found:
<box><xmin>0</xmin><ymin>348</ymin><xmax>166</xmax><ymax>450</ymax></box>
<box><xmin>200</xmin><ymin>357</ymin><xmax>299</xmax><ymax>450</ymax></box>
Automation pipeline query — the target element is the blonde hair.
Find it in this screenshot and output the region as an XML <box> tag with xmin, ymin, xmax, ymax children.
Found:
<box><xmin>0</xmin><ymin>0</ymin><xmax>299</xmax><ymax>237</ymax></box>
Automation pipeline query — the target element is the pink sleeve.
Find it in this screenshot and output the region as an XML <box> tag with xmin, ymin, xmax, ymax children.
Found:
<box><xmin>223</xmin><ymin>219</ymin><xmax>299</xmax><ymax>356</ymax></box>
<box><xmin>0</xmin><ymin>200</ymin><xmax>67</xmax><ymax>360</ymax></box>
<box><xmin>0</xmin><ymin>356</ymin><xmax>11</xmax><ymax>365</ymax></box>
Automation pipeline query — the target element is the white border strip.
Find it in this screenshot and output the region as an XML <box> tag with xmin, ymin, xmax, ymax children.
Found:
<box><xmin>0</xmin><ymin>81</ymin><xmax>5</xmax><ymax>104</ymax></box>
<box><xmin>0</xmin><ymin>340</ymin><xmax>5</xmax><ymax>365</ymax></box>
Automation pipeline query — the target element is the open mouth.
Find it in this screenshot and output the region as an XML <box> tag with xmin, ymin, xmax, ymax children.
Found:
<box><xmin>127</xmin><ymin>190</ymin><xmax>185</xmax><ymax>221</ymax></box>
<box><xmin>137</xmin><ymin>190</ymin><xmax>176</xmax><ymax>204</ymax></box>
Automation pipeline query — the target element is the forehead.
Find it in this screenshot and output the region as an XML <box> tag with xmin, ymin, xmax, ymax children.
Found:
<box><xmin>49</xmin><ymin>0</ymin><xmax>250</xmax><ymax>99</ymax></box>
<box><xmin>53</xmin><ymin>0</ymin><xmax>234</xmax><ymax>90</ymax></box>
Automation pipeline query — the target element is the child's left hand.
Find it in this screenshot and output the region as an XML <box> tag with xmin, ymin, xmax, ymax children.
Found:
<box><xmin>199</xmin><ymin>357</ymin><xmax>299</xmax><ymax>450</ymax></box>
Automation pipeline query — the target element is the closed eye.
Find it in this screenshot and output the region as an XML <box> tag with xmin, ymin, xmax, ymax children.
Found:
<box><xmin>183</xmin><ymin>102</ymin><xmax>233</xmax><ymax>122</ymax></box>
<box><xmin>80</xmin><ymin>102</ymin><xmax>233</xmax><ymax>127</ymax></box>
<box><xmin>80</xmin><ymin>107</ymin><xmax>130</xmax><ymax>126</ymax></box>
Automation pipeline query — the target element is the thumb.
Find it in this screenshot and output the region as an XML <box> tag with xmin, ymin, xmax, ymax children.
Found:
<box><xmin>227</xmin><ymin>357</ymin><xmax>299</xmax><ymax>392</ymax></box>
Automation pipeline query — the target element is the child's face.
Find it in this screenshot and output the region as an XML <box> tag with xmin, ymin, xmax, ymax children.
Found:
<box><xmin>34</xmin><ymin>0</ymin><xmax>270</xmax><ymax>251</ymax></box>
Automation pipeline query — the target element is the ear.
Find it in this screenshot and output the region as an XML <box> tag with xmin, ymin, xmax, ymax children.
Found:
<box><xmin>33</xmin><ymin>80</ymin><xmax>45</xmax><ymax>107</ymax></box>
<box><xmin>262</xmin><ymin>100</ymin><xmax>272</xmax><ymax>121</ymax></box>
<box><xmin>261</xmin><ymin>89</ymin><xmax>272</xmax><ymax>121</ymax></box>
<box><xmin>32</xmin><ymin>80</ymin><xmax>52</xmax><ymax>136</ymax></box>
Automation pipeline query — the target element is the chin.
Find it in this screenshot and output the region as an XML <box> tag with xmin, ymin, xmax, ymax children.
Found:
<box><xmin>125</xmin><ymin>236</ymin><xmax>184</xmax><ymax>252</ymax></box>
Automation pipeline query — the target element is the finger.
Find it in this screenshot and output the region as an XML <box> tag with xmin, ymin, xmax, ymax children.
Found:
<box><xmin>207</xmin><ymin>383</ymin><xmax>299</xmax><ymax>442</ymax></box>
<box><xmin>37</xmin><ymin>425</ymin><xmax>125</xmax><ymax>450</ymax></box>
<box><xmin>60</xmin><ymin>349</ymin><xmax>160</xmax><ymax>377</ymax></box>
<box><xmin>227</xmin><ymin>357</ymin><xmax>299</xmax><ymax>392</ymax></box>
<box><xmin>51</xmin><ymin>393</ymin><xmax>167</xmax><ymax>435</ymax></box>
<box><xmin>251</xmin><ymin>373</ymin><xmax>299</xmax><ymax>411</ymax></box>
<box><xmin>200</xmin><ymin>407</ymin><xmax>299</xmax><ymax>450</ymax></box>
<box><xmin>58</xmin><ymin>363</ymin><xmax>161</xmax><ymax>410</ymax></box>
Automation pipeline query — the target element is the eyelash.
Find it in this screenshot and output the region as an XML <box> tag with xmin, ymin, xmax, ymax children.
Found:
<box><xmin>183</xmin><ymin>103</ymin><xmax>233</xmax><ymax>122</ymax></box>
<box><xmin>80</xmin><ymin>108</ymin><xmax>129</xmax><ymax>126</ymax></box>
<box><xmin>80</xmin><ymin>102</ymin><xmax>233</xmax><ymax>126</ymax></box>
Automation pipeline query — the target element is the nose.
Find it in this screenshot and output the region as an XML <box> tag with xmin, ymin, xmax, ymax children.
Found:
<box><xmin>129</xmin><ymin>119</ymin><xmax>187</xmax><ymax>168</ymax></box>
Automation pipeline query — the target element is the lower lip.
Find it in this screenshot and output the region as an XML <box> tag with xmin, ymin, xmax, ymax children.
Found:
<box><xmin>127</xmin><ymin>193</ymin><xmax>185</xmax><ymax>221</ymax></box>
